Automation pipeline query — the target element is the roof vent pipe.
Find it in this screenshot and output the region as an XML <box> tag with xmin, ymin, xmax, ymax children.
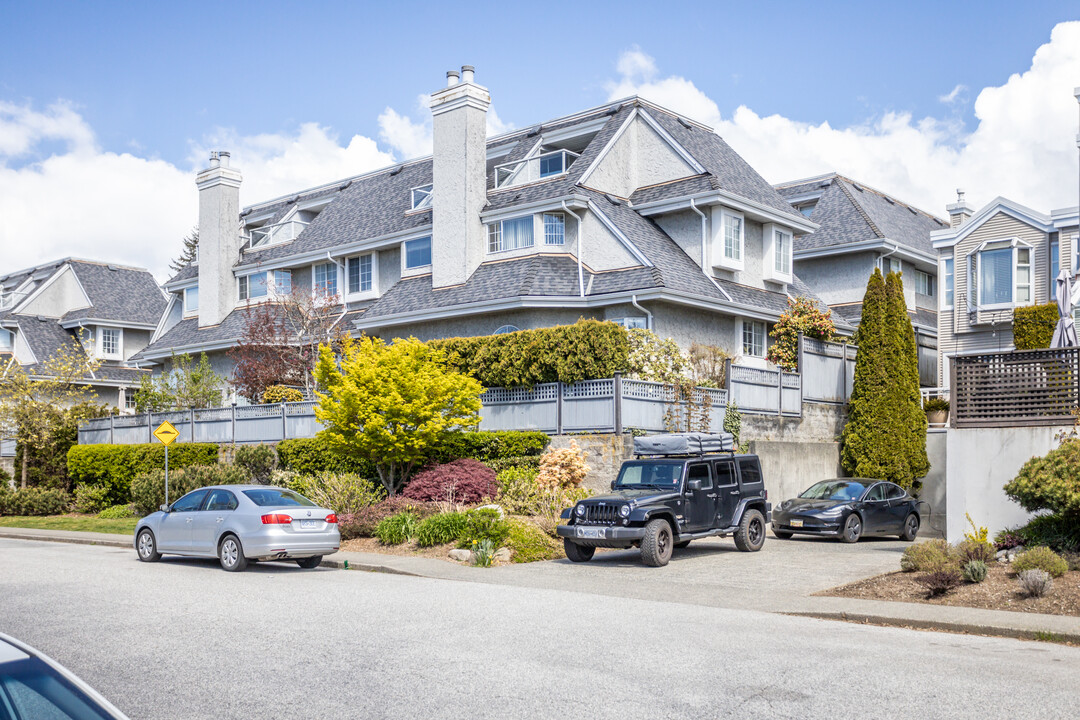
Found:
<box><xmin>461</xmin><ymin>65</ymin><xmax>475</xmax><ymax>83</ymax></box>
<box><xmin>446</xmin><ymin>70</ymin><xmax>460</xmax><ymax>87</ymax></box>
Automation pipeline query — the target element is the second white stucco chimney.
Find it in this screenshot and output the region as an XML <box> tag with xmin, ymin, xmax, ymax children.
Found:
<box><xmin>946</xmin><ymin>188</ymin><xmax>974</xmax><ymax>228</ymax></box>
<box><xmin>429</xmin><ymin>65</ymin><xmax>490</xmax><ymax>288</ymax></box>
<box><xmin>196</xmin><ymin>150</ymin><xmax>242</xmax><ymax>327</ymax></box>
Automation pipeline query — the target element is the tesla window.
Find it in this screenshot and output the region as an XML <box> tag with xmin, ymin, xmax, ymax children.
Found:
<box><xmin>799</xmin><ymin>481</ymin><xmax>868</xmax><ymax>502</ymax></box>
<box><xmin>243</xmin><ymin>488</ymin><xmax>317</xmax><ymax>507</ymax></box>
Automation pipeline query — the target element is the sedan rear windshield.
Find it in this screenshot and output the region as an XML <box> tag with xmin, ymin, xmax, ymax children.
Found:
<box><xmin>242</xmin><ymin>488</ymin><xmax>317</xmax><ymax>507</ymax></box>
<box><xmin>799</xmin><ymin>481</ymin><xmax>868</xmax><ymax>502</ymax></box>
<box><xmin>615</xmin><ymin>461</ymin><xmax>683</xmax><ymax>488</ymax></box>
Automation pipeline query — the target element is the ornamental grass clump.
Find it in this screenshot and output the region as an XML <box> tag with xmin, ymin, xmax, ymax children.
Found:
<box><xmin>900</xmin><ymin>539</ymin><xmax>953</xmax><ymax>573</ymax></box>
<box><xmin>415</xmin><ymin>512</ymin><xmax>469</xmax><ymax>547</ymax></box>
<box><xmin>1012</xmin><ymin>546</ymin><xmax>1068</xmax><ymax>578</ymax></box>
<box><xmin>375</xmin><ymin>511</ymin><xmax>419</xmax><ymax>545</ymax></box>
<box><xmin>1017</xmin><ymin>569</ymin><xmax>1053</xmax><ymax>598</ymax></box>
<box><xmin>961</xmin><ymin>560</ymin><xmax>988</xmax><ymax>584</ymax></box>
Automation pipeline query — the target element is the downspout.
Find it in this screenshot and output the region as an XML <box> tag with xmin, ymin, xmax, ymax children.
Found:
<box><xmin>562</xmin><ymin>201</ymin><xmax>585</xmax><ymax>298</ymax></box>
<box><xmin>689</xmin><ymin>198</ymin><xmax>708</xmax><ymax>271</ymax></box>
<box><xmin>631</xmin><ymin>294</ymin><xmax>653</xmax><ymax>331</ymax></box>
<box><xmin>325</xmin><ymin>251</ymin><xmax>349</xmax><ymax>339</ymax></box>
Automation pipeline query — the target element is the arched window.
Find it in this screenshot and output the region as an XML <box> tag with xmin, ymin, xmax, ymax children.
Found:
<box><xmin>493</xmin><ymin>325</ymin><xmax>521</xmax><ymax>335</ymax></box>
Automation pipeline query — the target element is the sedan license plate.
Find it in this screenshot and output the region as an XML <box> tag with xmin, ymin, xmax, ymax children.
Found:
<box><xmin>300</xmin><ymin>520</ymin><xmax>320</xmax><ymax>529</ymax></box>
<box><xmin>790</xmin><ymin>519</ymin><xmax>804</xmax><ymax>528</ymax></box>
<box><xmin>576</xmin><ymin>527</ymin><xmax>605</xmax><ymax>539</ymax></box>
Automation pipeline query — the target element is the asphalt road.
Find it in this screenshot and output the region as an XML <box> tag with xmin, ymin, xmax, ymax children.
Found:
<box><xmin>2</xmin><ymin>539</ymin><xmax>1079</xmax><ymax>720</ymax></box>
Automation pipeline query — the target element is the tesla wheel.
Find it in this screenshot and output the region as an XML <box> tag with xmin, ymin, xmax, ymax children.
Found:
<box><xmin>772</xmin><ymin>528</ymin><xmax>793</xmax><ymax>540</ymax></box>
<box><xmin>640</xmin><ymin>519</ymin><xmax>674</xmax><ymax>567</ymax></box>
<box><xmin>296</xmin><ymin>556</ymin><xmax>323</xmax><ymax>569</ymax></box>
<box><xmin>136</xmin><ymin>529</ymin><xmax>160</xmax><ymax>562</ymax></box>
<box><xmin>900</xmin><ymin>513</ymin><xmax>920</xmax><ymax>542</ymax></box>
<box><xmin>840</xmin><ymin>514</ymin><xmax>863</xmax><ymax>544</ymax></box>
<box><xmin>218</xmin><ymin>534</ymin><xmax>248</xmax><ymax>572</ymax></box>
<box><xmin>563</xmin><ymin>540</ymin><xmax>595</xmax><ymax>563</ymax></box>
<box><xmin>734</xmin><ymin>509</ymin><xmax>766</xmax><ymax>552</ymax></box>
<box><xmin>675</xmin><ymin>540</ymin><xmax>691</xmax><ymax>549</ymax></box>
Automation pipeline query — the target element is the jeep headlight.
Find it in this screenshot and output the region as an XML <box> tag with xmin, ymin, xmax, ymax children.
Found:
<box><xmin>576</xmin><ymin>504</ymin><xmax>585</xmax><ymax>517</ymax></box>
<box><xmin>620</xmin><ymin>504</ymin><xmax>631</xmax><ymax>518</ymax></box>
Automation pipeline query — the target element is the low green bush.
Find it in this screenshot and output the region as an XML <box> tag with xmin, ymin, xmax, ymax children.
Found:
<box><xmin>276</xmin><ymin>435</ymin><xmax>375</xmax><ymax>476</ymax></box>
<box><xmin>288</xmin><ymin>472</ymin><xmax>384</xmax><ymax>516</ymax></box>
<box><xmin>68</xmin><ymin>443</ymin><xmax>219</xmax><ymax>505</ymax></box>
<box><xmin>74</xmin><ymin>484</ymin><xmax>111</xmax><ymax>514</ymax></box>
<box><xmin>0</xmin><ymin>486</ymin><xmax>72</xmax><ymax>516</ymax></box>
<box><xmin>233</xmin><ymin>444</ymin><xmax>277</xmax><ymax>483</ymax></box>
<box><xmin>375</xmin><ymin>512</ymin><xmax>419</xmax><ymax>545</ymax></box>
<box><xmin>505</xmin><ymin>519</ymin><xmax>562</xmax><ymax>563</ymax></box>
<box><xmin>427</xmin><ymin>431</ymin><xmax>550</xmax><ymax>464</ymax></box>
<box><xmin>952</xmin><ymin>539</ymin><xmax>996</xmax><ymax>565</ymax></box>
<box><xmin>130</xmin><ymin>464</ymin><xmax>250</xmax><ymax>516</ymax></box>
<box><xmin>1004</xmin><ymin>439</ymin><xmax>1080</xmax><ymax>517</ymax></box>
<box><xmin>961</xmin><ymin>560</ymin><xmax>988</xmax><ymax>583</ymax></box>
<box><xmin>485</xmin><ymin>455</ymin><xmax>543</xmax><ymax>473</ymax></box>
<box><xmin>415</xmin><ymin>512</ymin><xmax>469</xmax><ymax>547</ymax></box>
<box><xmin>1015</xmin><ymin>513</ymin><xmax>1080</xmax><ymax>553</ymax></box>
<box><xmin>900</xmin><ymin>539</ymin><xmax>953</xmax><ymax>573</ymax></box>
<box><xmin>1012</xmin><ymin>302</ymin><xmax>1059</xmax><ymax>350</ymax></box>
<box><xmin>496</xmin><ymin>466</ymin><xmax>542</xmax><ymax>515</ymax></box>
<box><xmin>457</xmin><ymin>508</ymin><xmax>510</xmax><ymax>549</ymax></box>
<box><xmin>98</xmin><ymin>504</ymin><xmax>137</xmax><ymax>519</ymax></box>
<box><xmin>337</xmin><ymin>498</ymin><xmax>436</xmax><ymax>540</ymax></box>
<box><xmin>1013</xmin><ymin>546</ymin><xmax>1068</xmax><ymax>578</ymax></box>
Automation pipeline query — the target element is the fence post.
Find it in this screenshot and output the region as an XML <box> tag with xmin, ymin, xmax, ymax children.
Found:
<box><xmin>281</xmin><ymin>403</ymin><xmax>288</xmax><ymax>440</ymax></box>
<box><xmin>842</xmin><ymin>343</ymin><xmax>849</xmax><ymax>401</ymax></box>
<box><xmin>797</xmin><ymin>331</ymin><xmax>804</xmax><ymax>374</ymax></box>
<box><xmin>949</xmin><ymin>357</ymin><xmax>958</xmax><ymax>428</ymax></box>
<box><xmin>231</xmin><ymin>404</ymin><xmax>237</xmax><ymax>444</ymax></box>
<box><xmin>189</xmin><ymin>408</ymin><xmax>195</xmax><ymax>442</ymax></box>
<box><xmin>109</xmin><ymin>415</ymin><xmax>115</xmax><ymax>445</ymax></box>
<box><xmin>147</xmin><ymin>411</ymin><xmax>152</xmax><ymax>443</ymax></box>
<box><xmin>613</xmin><ymin>372</ymin><xmax>623</xmax><ymax>435</ymax></box>
<box><xmin>775</xmin><ymin>369</ymin><xmax>782</xmax><ymax>416</ymax></box>
<box><xmin>723</xmin><ymin>358</ymin><xmax>732</xmax><ymax>401</ymax></box>
<box><xmin>556</xmin><ymin>382</ymin><xmax>564</xmax><ymax>436</ymax></box>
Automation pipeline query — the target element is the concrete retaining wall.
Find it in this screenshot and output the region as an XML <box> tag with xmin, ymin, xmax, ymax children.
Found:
<box><xmin>919</xmin><ymin>430</ymin><xmax>948</xmax><ymax>538</ymax></box>
<box><xmin>746</xmin><ymin>439</ymin><xmax>841</xmax><ymax>506</ymax></box>
<box><xmin>740</xmin><ymin>402</ymin><xmax>846</xmax><ymax>443</ymax></box>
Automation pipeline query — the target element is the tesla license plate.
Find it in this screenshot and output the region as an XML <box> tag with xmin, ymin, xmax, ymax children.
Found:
<box><xmin>576</xmin><ymin>527</ymin><xmax>604</xmax><ymax>539</ymax></box>
<box><xmin>790</xmin><ymin>519</ymin><xmax>804</xmax><ymax>528</ymax></box>
<box><xmin>300</xmin><ymin>520</ymin><xmax>320</xmax><ymax>529</ymax></box>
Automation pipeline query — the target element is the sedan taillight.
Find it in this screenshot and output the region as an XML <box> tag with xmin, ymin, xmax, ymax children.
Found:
<box><xmin>261</xmin><ymin>514</ymin><xmax>293</xmax><ymax>525</ymax></box>
<box><xmin>324</xmin><ymin>514</ymin><xmax>338</xmax><ymax>524</ymax></box>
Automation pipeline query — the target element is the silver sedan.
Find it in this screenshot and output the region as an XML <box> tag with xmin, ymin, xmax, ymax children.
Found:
<box><xmin>133</xmin><ymin>484</ymin><xmax>340</xmax><ymax>572</ymax></box>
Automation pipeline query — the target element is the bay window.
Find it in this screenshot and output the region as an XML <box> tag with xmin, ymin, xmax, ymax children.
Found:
<box><xmin>975</xmin><ymin>240</ymin><xmax>1032</xmax><ymax>309</ymax></box>
<box><xmin>98</xmin><ymin>327</ymin><xmax>122</xmax><ymax>360</ymax></box>
<box><xmin>774</xmin><ymin>229</ymin><xmax>791</xmax><ymax>275</ymax></box>
<box><xmin>488</xmin><ymin>216</ymin><xmax>534</xmax><ymax>253</ymax></box>
<box><xmin>239</xmin><ymin>269</ymin><xmax>292</xmax><ymax>302</ymax></box>
<box><xmin>543</xmin><ymin>213</ymin><xmax>564</xmax><ymax>245</ymax></box>
<box><xmin>723</xmin><ymin>213</ymin><xmax>743</xmax><ymax>262</ymax></box>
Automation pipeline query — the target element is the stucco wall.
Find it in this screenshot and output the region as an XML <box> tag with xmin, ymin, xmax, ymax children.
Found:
<box><xmin>647</xmin><ymin>301</ymin><xmax>738</xmax><ymax>354</ymax></box>
<box><xmin>582</xmin><ymin>209</ymin><xmax>639</xmax><ymax>271</ymax></box>
<box><xmin>793</xmin><ymin>252</ymin><xmax>877</xmax><ymax>306</ymax></box>
<box><xmin>122</xmin><ymin>329</ymin><xmax>152</xmax><ymax>361</ymax></box>
<box><xmin>584</xmin><ymin>116</ymin><xmax>695</xmax><ymax>199</ymax></box>
<box><xmin>919</xmin><ymin>429</ymin><xmax>948</xmax><ymax>538</ymax></box>
<box><xmin>747</xmin><ymin>439</ymin><xmax>841</xmax><ymax>506</ymax></box>
<box><xmin>653</xmin><ymin>210</ymin><xmax>702</xmax><ymax>269</ymax></box>
<box><xmin>20</xmin><ymin>266</ymin><xmax>89</xmax><ymax>317</ymax></box>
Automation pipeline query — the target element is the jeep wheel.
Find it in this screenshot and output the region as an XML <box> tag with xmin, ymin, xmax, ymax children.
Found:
<box><xmin>675</xmin><ymin>540</ymin><xmax>691</xmax><ymax>549</ymax></box>
<box><xmin>640</xmin><ymin>519</ymin><xmax>674</xmax><ymax>567</ymax></box>
<box><xmin>734</xmin><ymin>509</ymin><xmax>766</xmax><ymax>552</ymax></box>
<box><xmin>563</xmin><ymin>540</ymin><xmax>595</xmax><ymax>563</ymax></box>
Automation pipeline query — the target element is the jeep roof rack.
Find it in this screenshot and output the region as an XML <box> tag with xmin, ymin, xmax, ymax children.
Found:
<box><xmin>632</xmin><ymin>432</ymin><xmax>735</xmax><ymax>458</ymax></box>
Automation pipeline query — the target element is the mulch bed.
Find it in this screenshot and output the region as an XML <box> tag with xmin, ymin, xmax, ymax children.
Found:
<box><xmin>822</xmin><ymin>564</ymin><xmax>1080</xmax><ymax>616</ymax></box>
<box><xmin>340</xmin><ymin>537</ymin><xmax>457</xmax><ymax>560</ymax></box>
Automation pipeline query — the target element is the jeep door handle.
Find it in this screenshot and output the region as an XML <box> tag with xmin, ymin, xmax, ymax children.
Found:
<box><xmin>730</xmin><ymin>490</ymin><xmax>740</xmax><ymax>496</ymax></box>
<box><xmin>706</xmin><ymin>493</ymin><xmax>717</xmax><ymax>498</ymax></box>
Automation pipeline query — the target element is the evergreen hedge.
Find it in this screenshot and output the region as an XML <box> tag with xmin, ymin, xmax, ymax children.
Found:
<box><xmin>1013</xmin><ymin>303</ymin><xmax>1059</xmax><ymax>350</ymax></box>
<box><xmin>430</xmin><ymin>319</ymin><xmax>630</xmax><ymax>387</ymax></box>
<box><xmin>67</xmin><ymin>443</ymin><xmax>220</xmax><ymax>506</ymax></box>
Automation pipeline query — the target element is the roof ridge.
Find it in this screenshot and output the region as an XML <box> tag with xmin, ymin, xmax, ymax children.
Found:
<box><xmin>835</xmin><ymin>178</ymin><xmax>884</xmax><ymax>239</ymax></box>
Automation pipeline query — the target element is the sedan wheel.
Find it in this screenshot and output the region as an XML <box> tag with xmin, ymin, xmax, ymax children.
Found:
<box><xmin>219</xmin><ymin>535</ymin><xmax>248</xmax><ymax>572</ymax></box>
<box><xmin>840</xmin><ymin>514</ymin><xmax>862</xmax><ymax>544</ymax></box>
<box><xmin>136</xmin><ymin>529</ymin><xmax>160</xmax><ymax>562</ymax></box>
<box><xmin>900</xmin><ymin>513</ymin><xmax>920</xmax><ymax>542</ymax></box>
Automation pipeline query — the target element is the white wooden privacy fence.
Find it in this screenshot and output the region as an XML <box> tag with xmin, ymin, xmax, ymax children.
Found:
<box><xmin>77</xmin><ymin>335</ymin><xmax>859</xmax><ymax>445</ymax></box>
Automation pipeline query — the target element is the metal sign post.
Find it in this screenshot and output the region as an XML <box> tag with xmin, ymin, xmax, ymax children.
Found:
<box><xmin>153</xmin><ymin>421</ymin><xmax>180</xmax><ymax>506</ymax></box>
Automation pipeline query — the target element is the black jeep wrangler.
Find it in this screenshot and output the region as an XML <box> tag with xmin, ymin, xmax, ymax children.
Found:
<box><xmin>556</xmin><ymin>434</ymin><xmax>771</xmax><ymax>567</ymax></box>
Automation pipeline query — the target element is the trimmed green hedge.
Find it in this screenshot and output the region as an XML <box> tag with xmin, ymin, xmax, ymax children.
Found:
<box><xmin>430</xmin><ymin>319</ymin><xmax>630</xmax><ymax>387</ymax></box>
<box><xmin>277</xmin><ymin>436</ymin><xmax>375</xmax><ymax>476</ymax></box>
<box><xmin>67</xmin><ymin>443</ymin><xmax>220</xmax><ymax>506</ymax></box>
<box><xmin>1013</xmin><ymin>303</ymin><xmax>1058</xmax><ymax>350</ymax></box>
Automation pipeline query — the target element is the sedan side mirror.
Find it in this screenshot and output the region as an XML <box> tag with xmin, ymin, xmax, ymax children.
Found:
<box><xmin>159</xmin><ymin>504</ymin><xmax>171</xmax><ymax>513</ymax></box>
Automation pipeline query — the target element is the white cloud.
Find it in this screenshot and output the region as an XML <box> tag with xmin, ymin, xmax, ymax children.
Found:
<box><xmin>938</xmin><ymin>84</ymin><xmax>967</xmax><ymax>104</ymax></box>
<box><xmin>608</xmin><ymin>23</ymin><xmax>1080</xmax><ymax>215</ymax></box>
<box><xmin>378</xmin><ymin>93</ymin><xmax>515</xmax><ymax>159</ymax></box>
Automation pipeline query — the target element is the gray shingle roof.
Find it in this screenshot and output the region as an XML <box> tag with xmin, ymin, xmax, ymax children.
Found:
<box><xmin>166</xmin><ymin>263</ymin><xmax>199</xmax><ymax>285</ymax></box>
<box><xmin>12</xmin><ymin>315</ymin><xmax>149</xmax><ymax>385</ymax></box>
<box><xmin>629</xmin><ymin>175</ymin><xmax>716</xmax><ymax>205</ymax></box>
<box><xmin>829</xmin><ymin>301</ymin><xmax>937</xmax><ymax>331</ymax></box>
<box><xmin>776</xmin><ymin>174</ymin><xmax>947</xmax><ymax>254</ymax></box>
<box><xmin>64</xmin><ymin>261</ymin><xmax>165</xmax><ymax>325</ymax></box>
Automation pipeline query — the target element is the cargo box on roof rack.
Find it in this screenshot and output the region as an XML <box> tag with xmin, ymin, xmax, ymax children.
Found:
<box><xmin>633</xmin><ymin>432</ymin><xmax>734</xmax><ymax>456</ymax></box>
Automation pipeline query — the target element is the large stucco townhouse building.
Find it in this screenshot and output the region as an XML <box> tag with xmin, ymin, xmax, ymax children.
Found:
<box><xmin>931</xmin><ymin>194</ymin><xmax>1080</xmax><ymax>388</ymax></box>
<box><xmin>773</xmin><ymin>174</ymin><xmax>949</xmax><ymax>386</ymax></box>
<box><xmin>134</xmin><ymin>67</ymin><xmax>839</xmax><ymax>389</ymax></box>
<box><xmin>0</xmin><ymin>258</ymin><xmax>165</xmax><ymax>409</ymax></box>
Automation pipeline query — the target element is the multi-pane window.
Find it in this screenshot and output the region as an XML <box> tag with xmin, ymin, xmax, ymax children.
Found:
<box><xmin>239</xmin><ymin>270</ymin><xmax>291</xmax><ymax>301</ymax></box>
<box><xmin>943</xmin><ymin>258</ymin><xmax>954</xmax><ymax>308</ymax></box>
<box><xmin>773</xmin><ymin>229</ymin><xmax>791</xmax><ymax>275</ymax></box>
<box><xmin>881</xmin><ymin>257</ymin><xmax>902</xmax><ymax>275</ymax></box>
<box><xmin>274</xmin><ymin>270</ymin><xmax>292</xmax><ymax>296</ymax></box>
<box><xmin>347</xmin><ymin>254</ymin><xmax>374</xmax><ymax>295</ymax></box>
<box><xmin>184</xmin><ymin>287</ymin><xmax>199</xmax><ymax>314</ymax></box>
<box><xmin>313</xmin><ymin>263</ymin><xmax>338</xmax><ymax>300</ymax></box>
<box><xmin>1016</xmin><ymin>248</ymin><xmax>1031</xmax><ymax>304</ymax></box>
<box><xmin>124</xmin><ymin>389</ymin><xmax>137</xmax><ymax>412</ymax></box>
<box><xmin>979</xmin><ymin>247</ymin><xmax>1013</xmax><ymax>306</ymax></box>
<box><xmin>404</xmin><ymin>237</ymin><xmax>432</xmax><ymax>269</ymax></box>
<box><xmin>742</xmin><ymin>321</ymin><xmax>766</xmax><ymax>358</ymax></box>
<box><xmin>1050</xmin><ymin>236</ymin><xmax>1060</xmax><ymax>300</ymax></box>
<box><xmin>723</xmin><ymin>213</ymin><xmax>743</xmax><ymax>261</ymax></box>
<box><xmin>488</xmin><ymin>216</ymin><xmax>534</xmax><ymax>252</ymax></box>
<box><xmin>914</xmin><ymin>269</ymin><xmax>934</xmax><ymax>296</ymax></box>
<box><xmin>99</xmin><ymin>327</ymin><xmax>120</xmax><ymax>358</ymax></box>
<box><xmin>411</xmin><ymin>185</ymin><xmax>433</xmax><ymax>210</ymax></box>
<box><xmin>543</xmin><ymin>213</ymin><xmax>564</xmax><ymax>245</ymax></box>
<box><xmin>611</xmin><ymin>317</ymin><xmax>648</xmax><ymax>330</ymax></box>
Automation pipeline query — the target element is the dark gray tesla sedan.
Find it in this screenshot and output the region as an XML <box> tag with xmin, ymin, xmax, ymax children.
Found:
<box><xmin>771</xmin><ymin>479</ymin><xmax>920</xmax><ymax>543</ymax></box>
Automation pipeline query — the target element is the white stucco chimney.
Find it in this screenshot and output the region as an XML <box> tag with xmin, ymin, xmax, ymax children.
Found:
<box><xmin>196</xmin><ymin>150</ymin><xmax>242</xmax><ymax>327</ymax></box>
<box><xmin>429</xmin><ymin>65</ymin><xmax>490</xmax><ymax>288</ymax></box>
<box><xmin>946</xmin><ymin>188</ymin><xmax>974</xmax><ymax>228</ymax></box>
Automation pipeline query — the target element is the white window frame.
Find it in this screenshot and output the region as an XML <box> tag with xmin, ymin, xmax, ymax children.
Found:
<box><xmin>97</xmin><ymin>326</ymin><xmax>123</xmax><ymax>360</ymax></box>
<box><xmin>610</xmin><ymin>317</ymin><xmax>648</xmax><ymax>330</ymax></box>
<box><xmin>124</xmin><ymin>387</ymin><xmax>137</xmax><ymax>412</ymax></box>
<box><xmin>941</xmin><ymin>257</ymin><xmax>954</xmax><ymax>310</ymax></box>
<box><xmin>974</xmin><ymin>238</ymin><xmax>1033</xmax><ymax>311</ymax></box>
<box><xmin>403</xmin><ymin>236</ymin><xmax>432</xmax><ymax>271</ymax></box>
<box><xmin>345</xmin><ymin>253</ymin><xmax>378</xmax><ymax>300</ymax></box>
<box><xmin>0</xmin><ymin>328</ymin><xmax>12</xmax><ymax>353</ymax></box>
<box><xmin>712</xmin><ymin>207</ymin><xmax>745</xmax><ymax>271</ymax></box>
<box><xmin>742</xmin><ymin>320</ymin><xmax>766</xmax><ymax>358</ymax></box>
<box><xmin>880</xmin><ymin>256</ymin><xmax>902</xmax><ymax>275</ymax></box>
<box><xmin>312</xmin><ymin>262</ymin><xmax>340</xmax><ymax>304</ymax></box>
<box><xmin>488</xmin><ymin>215</ymin><xmax>535</xmax><ymax>253</ymax></box>
<box><xmin>543</xmin><ymin>213</ymin><xmax>565</xmax><ymax>246</ymax></box>
<box><xmin>183</xmin><ymin>286</ymin><xmax>199</xmax><ymax>316</ymax></box>
<box><xmin>762</xmin><ymin>223</ymin><xmax>793</xmax><ymax>282</ymax></box>
<box><xmin>410</xmin><ymin>184</ymin><xmax>433</xmax><ymax>211</ymax></box>
<box><xmin>238</xmin><ymin>269</ymin><xmax>292</xmax><ymax>303</ymax></box>
<box><xmin>914</xmin><ymin>269</ymin><xmax>934</xmax><ymax>297</ymax></box>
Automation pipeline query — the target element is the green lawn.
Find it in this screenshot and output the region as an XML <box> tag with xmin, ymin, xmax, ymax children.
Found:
<box><xmin>0</xmin><ymin>514</ymin><xmax>140</xmax><ymax>535</ymax></box>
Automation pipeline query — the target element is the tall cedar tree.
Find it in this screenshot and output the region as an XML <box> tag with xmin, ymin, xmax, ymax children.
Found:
<box><xmin>169</xmin><ymin>227</ymin><xmax>199</xmax><ymax>274</ymax></box>
<box><xmin>886</xmin><ymin>271</ymin><xmax>929</xmax><ymax>486</ymax></box>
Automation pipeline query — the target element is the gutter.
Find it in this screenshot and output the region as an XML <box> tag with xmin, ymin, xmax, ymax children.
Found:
<box><xmin>561</xmin><ymin>200</ymin><xmax>586</xmax><ymax>298</ymax></box>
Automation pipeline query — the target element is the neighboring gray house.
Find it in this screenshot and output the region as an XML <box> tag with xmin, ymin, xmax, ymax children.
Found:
<box><xmin>931</xmin><ymin>194</ymin><xmax>1080</xmax><ymax>388</ymax></box>
<box><xmin>775</xmin><ymin>173</ymin><xmax>948</xmax><ymax>385</ymax></box>
<box><xmin>0</xmin><ymin>258</ymin><xmax>165</xmax><ymax>410</ymax></box>
<box><xmin>137</xmin><ymin>66</ymin><xmax>837</xmax><ymax>386</ymax></box>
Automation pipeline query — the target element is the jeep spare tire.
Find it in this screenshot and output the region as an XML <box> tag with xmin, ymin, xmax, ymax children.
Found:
<box><xmin>640</xmin><ymin>518</ymin><xmax>674</xmax><ymax>567</ymax></box>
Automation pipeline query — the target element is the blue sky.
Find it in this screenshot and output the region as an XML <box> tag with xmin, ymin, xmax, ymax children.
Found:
<box><xmin>2</xmin><ymin>1</ymin><xmax>1079</xmax><ymax>278</ymax></box>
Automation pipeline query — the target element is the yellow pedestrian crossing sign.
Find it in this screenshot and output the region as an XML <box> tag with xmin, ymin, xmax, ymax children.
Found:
<box><xmin>153</xmin><ymin>421</ymin><xmax>180</xmax><ymax>446</ymax></box>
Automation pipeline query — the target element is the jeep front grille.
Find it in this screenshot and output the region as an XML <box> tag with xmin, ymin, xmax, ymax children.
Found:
<box><xmin>580</xmin><ymin>504</ymin><xmax>619</xmax><ymax>525</ymax></box>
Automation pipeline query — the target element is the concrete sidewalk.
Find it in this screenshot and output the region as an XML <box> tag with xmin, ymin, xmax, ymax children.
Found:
<box><xmin>3</xmin><ymin>526</ymin><xmax>1078</xmax><ymax>643</ymax></box>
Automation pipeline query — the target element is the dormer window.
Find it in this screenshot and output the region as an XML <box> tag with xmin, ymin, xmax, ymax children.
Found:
<box><xmin>762</xmin><ymin>224</ymin><xmax>792</xmax><ymax>283</ymax></box>
<box><xmin>494</xmin><ymin>148</ymin><xmax>580</xmax><ymax>188</ymax></box>
<box><xmin>97</xmin><ymin>327</ymin><xmax>122</xmax><ymax>360</ymax></box>
<box><xmin>404</xmin><ymin>237</ymin><xmax>432</xmax><ymax>270</ymax></box>
<box><xmin>973</xmin><ymin>239</ymin><xmax>1032</xmax><ymax>310</ymax></box>
<box><xmin>488</xmin><ymin>216</ymin><xmax>533</xmax><ymax>253</ymax></box>
<box><xmin>239</xmin><ymin>270</ymin><xmax>292</xmax><ymax>302</ymax></box>
<box><xmin>411</xmin><ymin>185</ymin><xmax>433</xmax><ymax>210</ymax></box>
<box><xmin>774</xmin><ymin>230</ymin><xmax>791</xmax><ymax>275</ymax></box>
<box><xmin>712</xmin><ymin>207</ymin><xmax>744</xmax><ymax>271</ymax></box>
<box><xmin>0</xmin><ymin>329</ymin><xmax>12</xmax><ymax>353</ymax></box>
<box><xmin>183</xmin><ymin>287</ymin><xmax>199</xmax><ymax>315</ymax></box>
<box><xmin>346</xmin><ymin>253</ymin><xmax>377</xmax><ymax>299</ymax></box>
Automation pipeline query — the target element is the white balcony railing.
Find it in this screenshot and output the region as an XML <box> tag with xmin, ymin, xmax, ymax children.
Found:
<box><xmin>494</xmin><ymin>149</ymin><xmax>580</xmax><ymax>189</ymax></box>
<box><xmin>246</xmin><ymin>220</ymin><xmax>309</xmax><ymax>249</ymax></box>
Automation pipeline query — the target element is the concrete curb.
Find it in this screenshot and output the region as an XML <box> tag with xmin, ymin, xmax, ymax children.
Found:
<box><xmin>790</xmin><ymin>611</ymin><xmax>1080</xmax><ymax>644</ymax></box>
<box><xmin>0</xmin><ymin>530</ymin><xmax>130</xmax><ymax>549</ymax></box>
<box><xmin>319</xmin><ymin>556</ymin><xmax>421</xmax><ymax>576</ymax></box>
